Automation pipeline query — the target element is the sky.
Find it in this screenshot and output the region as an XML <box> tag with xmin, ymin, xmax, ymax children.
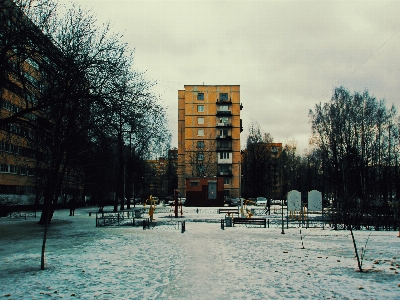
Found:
<box><xmin>62</xmin><ymin>0</ymin><xmax>400</xmax><ymax>153</ymax></box>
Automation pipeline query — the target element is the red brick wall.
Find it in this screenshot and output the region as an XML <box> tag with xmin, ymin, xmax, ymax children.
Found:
<box><xmin>186</xmin><ymin>177</ymin><xmax>224</xmax><ymax>206</ymax></box>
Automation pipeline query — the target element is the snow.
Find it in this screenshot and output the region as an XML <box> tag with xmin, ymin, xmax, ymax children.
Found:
<box><xmin>0</xmin><ymin>206</ymin><xmax>399</xmax><ymax>299</ymax></box>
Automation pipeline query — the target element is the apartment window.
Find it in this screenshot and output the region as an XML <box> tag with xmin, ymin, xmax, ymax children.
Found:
<box><xmin>9</xmin><ymin>165</ymin><xmax>18</xmax><ymax>174</ymax></box>
<box><xmin>25</xmin><ymin>57</ymin><xmax>39</xmax><ymax>70</ymax></box>
<box><xmin>197</xmin><ymin>105</ymin><xmax>204</xmax><ymax>112</ymax></box>
<box><xmin>219</xmin><ymin>152</ymin><xmax>230</xmax><ymax>159</ymax></box>
<box><xmin>20</xmin><ymin>167</ymin><xmax>27</xmax><ymax>175</ymax></box>
<box><xmin>197</xmin><ymin>129</ymin><xmax>204</xmax><ymax>136</ymax></box>
<box><xmin>197</xmin><ymin>165</ymin><xmax>204</xmax><ymax>174</ymax></box>
<box><xmin>0</xmin><ymin>142</ymin><xmax>8</xmax><ymax>152</ymax></box>
<box><xmin>220</xmin><ymin>93</ymin><xmax>228</xmax><ymax>101</ymax></box>
<box><xmin>197</xmin><ymin>152</ymin><xmax>204</xmax><ymax>161</ymax></box>
<box><xmin>0</xmin><ymin>164</ymin><xmax>9</xmax><ymax>173</ymax></box>
<box><xmin>197</xmin><ymin>93</ymin><xmax>204</xmax><ymax>100</ymax></box>
<box><xmin>219</xmin><ymin>105</ymin><xmax>228</xmax><ymax>111</ymax></box>
<box><xmin>27</xmin><ymin>93</ymin><xmax>38</xmax><ymax>105</ymax></box>
<box><xmin>223</xmin><ymin>178</ymin><xmax>230</xmax><ymax>185</ymax></box>
<box><xmin>190</xmin><ymin>181</ymin><xmax>199</xmax><ymax>187</ymax></box>
<box><xmin>219</xmin><ymin>129</ymin><xmax>228</xmax><ymax>137</ymax></box>
<box><xmin>197</xmin><ymin>141</ymin><xmax>204</xmax><ymax>148</ymax></box>
<box><xmin>197</xmin><ymin>117</ymin><xmax>204</xmax><ymax>124</ymax></box>
<box><xmin>24</xmin><ymin>72</ymin><xmax>39</xmax><ymax>87</ymax></box>
<box><xmin>28</xmin><ymin>168</ymin><xmax>35</xmax><ymax>176</ymax></box>
<box><xmin>218</xmin><ymin>117</ymin><xmax>229</xmax><ymax>124</ymax></box>
<box><xmin>218</xmin><ymin>140</ymin><xmax>232</xmax><ymax>149</ymax></box>
<box><xmin>219</xmin><ymin>165</ymin><xmax>230</xmax><ymax>172</ymax></box>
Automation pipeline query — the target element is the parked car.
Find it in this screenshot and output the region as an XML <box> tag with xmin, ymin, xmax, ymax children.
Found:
<box><xmin>256</xmin><ymin>197</ymin><xmax>267</xmax><ymax>206</ymax></box>
<box><xmin>271</xmin><ymin>199</ymin><xmax>282</xmax><ymax>205</ymax></box>
<box><xmin>231</xmin><ymin>198</ymin><xmax>245</xmax><ymax>206</ymax></box>
<box><xmin>168</xmin><ymin>197</ymin><xmax>186</xmax><ymax>206</ymax></box>
<box><xmin>130</xmin><ymin>198</ymin><xmax>142</xmax><ymax>205</ymax></box>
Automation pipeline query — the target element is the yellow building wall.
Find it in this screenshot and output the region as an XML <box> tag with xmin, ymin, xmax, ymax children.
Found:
<box><xmin>178</xmin><ymin>85</ymin><xmax>241</xmax><ymax>199</ymax></box>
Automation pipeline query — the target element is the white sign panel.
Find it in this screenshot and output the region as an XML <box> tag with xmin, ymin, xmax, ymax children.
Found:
<box><xmin>308</xmin><ymin>190</ymin><xmax>322</xmax><ymax>211</ymax></box>
<box><xmin>287</xmin><ymin>190</ymin><xmax>301</xmax><ymax>212</ymax></box>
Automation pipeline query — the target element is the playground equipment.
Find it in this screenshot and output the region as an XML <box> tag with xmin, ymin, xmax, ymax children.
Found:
<box><xmin>144</xmin><ymin>195</ymin><xmax>158</xmax><ymax>220</ymax></box>
<box><xmin>171</xmin><ymin>190</ymin><xmax>184</xmax><ymax>218</ymax></box>
<box><xmin>289</xmin><ymin>205</ymin><xmax>308</xmax><ymax>221</ymax></box>
<box><xmin>240</xmin><ymin>199</ymin><xmax>256</xmax><ymax>218</ymax></box>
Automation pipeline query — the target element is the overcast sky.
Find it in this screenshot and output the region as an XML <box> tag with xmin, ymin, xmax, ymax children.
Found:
<box><xmin>63</xmin><ymin>0</ymin><xmax>400</xmax><ymax>154</ymax></box>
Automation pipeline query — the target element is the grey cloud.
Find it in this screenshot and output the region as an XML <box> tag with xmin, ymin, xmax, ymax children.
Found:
<box><xmin>70</xmin><ymin>0</ymin><xmax>400</xmax><ymax>152</ymax></box>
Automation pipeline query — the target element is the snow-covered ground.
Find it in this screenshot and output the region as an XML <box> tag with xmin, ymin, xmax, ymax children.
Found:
<box><xmin>0</xmin><ymin>206</ymin><xmax>399</xmax><ymax>299</ymax></box>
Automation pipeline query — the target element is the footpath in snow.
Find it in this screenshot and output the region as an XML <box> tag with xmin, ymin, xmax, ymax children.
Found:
<box><xmin>0</xmin><ymin>206</ymin><xmax>399</xmax><ymax>299</ymax></box>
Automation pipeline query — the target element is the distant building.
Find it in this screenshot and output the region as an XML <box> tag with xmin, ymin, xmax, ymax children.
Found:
<box><xmin>144</xmin><ymin>157</ymin><xmax>167</xmax><ymax>199</ymax></box>
<box><xmin>144</xmin><ymin>149</ymin><xmax>178</xmax><ymax>200</ymax></box>
<box><xmin>177</xmin><ymin>85</ymin><xmax>243</xmax><ymax>201</ymax></box>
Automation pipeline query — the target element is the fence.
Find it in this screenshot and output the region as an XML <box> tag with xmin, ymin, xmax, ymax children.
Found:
<box><xmin>95</xmin><ymin>210</ymin><xmax>140</xmax><ymax>227</ymax></box>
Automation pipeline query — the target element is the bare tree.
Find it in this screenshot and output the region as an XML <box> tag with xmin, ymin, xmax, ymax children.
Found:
<box><xmin>310</xmin><ymin>87</ymin><xmax>399</xmax><ymax>204</ymax></box>
<box><xmin>309</xmin><ymin>86</ymin><xmax>399</xmax><ymax>230</ymax></box>
<box><xmin>242</xmin><ymin>121</ymin><xmax>274</xmax><ymax>198</ymax></box>
<box><xmin>186</xmin><ymin>138</ymin><xmax>217</xmax><ymax>177</ymax></box>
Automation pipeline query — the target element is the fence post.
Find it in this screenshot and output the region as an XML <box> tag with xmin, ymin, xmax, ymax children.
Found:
<box><xmin>181</xmin><ymin>221</ymin><xmax>185</xmax><ymax>233</ymax></box>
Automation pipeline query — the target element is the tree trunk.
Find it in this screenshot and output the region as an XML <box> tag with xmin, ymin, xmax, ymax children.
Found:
<box><xmin>38</xmin><ymin>189</ymin><xmax>54</xmax><ymax>224</ymax></box>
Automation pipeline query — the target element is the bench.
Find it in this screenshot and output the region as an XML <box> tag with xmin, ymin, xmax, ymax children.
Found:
<box><xmin>218</xmin><ymin>208</ymin><xmax>239</xmax><ymax>215</ymax></box>
<box><xmin>233</xmin><ymin>217</ymin><xmax>266</xmax><ymax>228</ymax></box>
<box><xmin>7</xmin><ymin>211</ymin><xmax>37</xmax><ymax>219</ymax></box>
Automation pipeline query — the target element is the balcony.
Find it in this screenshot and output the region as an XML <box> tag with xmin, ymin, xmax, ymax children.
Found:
<box><xmin>217</xmin><ymin>157</ymin><xmax>232</xmax><ymax>164</ymax></box>
<box><xmin>216</xmin><ymin>110</ymin><xmax>232</xmax><ymax>116</ymax></box>
<box><xmin>216</xmin><ymin>135</ymin><xmax>232</xmax><ymax>140</ymax></box>
<box><xmin>216</xmin><ymin>146</ymin><xmax>232</xmax><ymax>152</ymax></box>
<box><xmin>218</xmin><ymin>171</ymin><xmax>232</xmax><ymax>177</ymax></box>
<box><xmin>216</xmin><ymin>122</ymin><xmax>231</xmax><ymax>127</ymax></box>
<box><xmin>216</xmin><ymin>99</ymin><xmax>232</xmax><ymax>105</ymax></box>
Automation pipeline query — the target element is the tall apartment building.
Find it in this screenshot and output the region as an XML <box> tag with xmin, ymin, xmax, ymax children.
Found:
<box><xmin>178</xmin><ymin>85</ymin><xmax>242</xmax><ymax>200</ymax></box>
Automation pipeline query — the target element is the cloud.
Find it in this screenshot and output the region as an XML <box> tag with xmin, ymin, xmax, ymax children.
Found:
<box><xmin>67</xmin><ymin>0</ymin><xmax>400</xmax><ymax>153</ymax></box>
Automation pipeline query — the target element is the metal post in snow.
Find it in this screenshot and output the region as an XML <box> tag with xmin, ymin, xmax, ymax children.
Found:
<box><xmin>281</xmin><ymin>199</ymin><xmax>285</xmax><ymax>234</ymax></box>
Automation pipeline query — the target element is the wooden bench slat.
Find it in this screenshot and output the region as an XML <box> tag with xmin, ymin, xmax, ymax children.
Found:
<box><xmin>218</xmin><ymin>209</ymin><xmax>239</xmax><ymax>214</ymax></box>
<box><xmin>233</xmin><ymin>217</ymin><xmax>266</xmax><ymax>227</ymax></box>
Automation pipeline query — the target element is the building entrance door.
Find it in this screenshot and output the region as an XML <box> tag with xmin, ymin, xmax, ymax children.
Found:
<box><xmin>208</xmin><ymin>181</ymin><xmax>217</xmax><ymax>200</ymax></box>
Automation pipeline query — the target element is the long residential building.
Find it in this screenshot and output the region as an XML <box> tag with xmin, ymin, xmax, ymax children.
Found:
<box><xmin>0</xmin><ymin>1</ymin><xmax>80</xmax><ymax>207</ymax></box>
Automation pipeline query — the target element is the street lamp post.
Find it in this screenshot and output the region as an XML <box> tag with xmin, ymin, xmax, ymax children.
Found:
<box><xmin>281</xmin><ymin>198</ymin><xmax>285</xmax><ymax>234</ymax></box>
<box><xmin>239</xmin><ymin>158</ymin><xmax>241</xmax><ymax>198</ymax></box>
